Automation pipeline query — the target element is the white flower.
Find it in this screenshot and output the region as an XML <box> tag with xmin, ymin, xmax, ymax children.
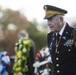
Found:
<box><xmin>22</xmin><ymin>48</ymin><xmax>27</xmax><ymax>53</ymax></box>
<box><xmin>18</xmin><ymin>59</ymin><xmax>21</xmax><ymax>65</ymax></box>
<box><xmin>15</xmin><ymin>47</ymin><xmax>18</xmax><ymax>52</ymax></box>
<box><xmin>19</xmin><ymin>44</ymin><xmax>22</xmax><ymax>49</ymax></box>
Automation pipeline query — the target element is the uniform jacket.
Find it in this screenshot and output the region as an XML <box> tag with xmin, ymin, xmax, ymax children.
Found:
<box><xmin>47</xmin><ymin>23</ymin><xmax>76</xmax><ymax>75</ymax></box>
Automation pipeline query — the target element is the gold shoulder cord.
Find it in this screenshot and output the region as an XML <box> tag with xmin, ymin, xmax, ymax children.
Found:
<box><xmin>55</xmin><ymin>33</ymin><xmax>61</xmax><ymax>53</ymax></box>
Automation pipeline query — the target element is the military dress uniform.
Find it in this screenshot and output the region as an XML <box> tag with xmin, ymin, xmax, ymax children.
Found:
<box><xmin>47</xmin><ymin>23</ymin><xmax>76</xmax><ymax>75</ymax></box>
<box><xmin>43</xmin><ymin>5</ymin><xmax>76</xmax><ymax>75</ymax></box>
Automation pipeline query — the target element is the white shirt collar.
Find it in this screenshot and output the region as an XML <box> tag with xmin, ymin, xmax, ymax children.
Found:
<box><xmin>59</xmin><ymin>22</ymin><xmax>66</xmax><ymax>36</ymax></box>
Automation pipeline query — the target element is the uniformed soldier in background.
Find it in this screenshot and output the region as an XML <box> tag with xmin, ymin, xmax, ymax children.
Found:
<box><xmin>43</xmin><ymin>5</ymin><xmax>76</xmax><ymax>75</ymax></box>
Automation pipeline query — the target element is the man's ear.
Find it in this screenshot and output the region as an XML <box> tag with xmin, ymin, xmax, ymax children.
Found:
<box><xmin>60</xmin><ymin>16</ymin><xmax>64</xmax><ymax>25</ymax></box>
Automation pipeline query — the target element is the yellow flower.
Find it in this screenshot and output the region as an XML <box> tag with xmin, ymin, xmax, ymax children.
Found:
<box><xmin>22</xmin><ymin>56</ymin><xmax>27</xmax><ymax>60</ymax></box>
<box><xmin>17</xmin><ymin>51</ymin><xmax>22</xmax><ymax>58</ymax></box>
<box><xmin>18</xmin><ymin>72</ymin><xmax>22</xmax><ymax>75</ymax></box>
<box><xmin>14</xmin><ymin>73</ymin><xmax>17</xmax><ymax>75</ymax></box>
<box><xmin>14</xmin><ymin>72</ymin><xmax>22</xmax><ymax>75</ymax></box>
<box><xmin>13</xmin><ymin>63</ymin><xmax>17</xmax><ymax>68</ymax></box>
<box><xmin>16</xmin><ymin>67</ymin><xmax>21</xmax><ymax>71</ymax></box>
<box><xmin>23</xmin><ymin>40</ymin><xmax>30</xmax><ymax>45</ymax></box>
<box><xmin>14</xmin><ymin>56</ymin><xmax>17</xmax><ymax>62</ymax></box>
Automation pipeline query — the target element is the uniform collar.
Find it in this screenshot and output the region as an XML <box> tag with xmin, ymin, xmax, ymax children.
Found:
<box><xmin>59</xmin><ymin>22</ymin><xmax>66</xmax><ymax>36</ymax></box>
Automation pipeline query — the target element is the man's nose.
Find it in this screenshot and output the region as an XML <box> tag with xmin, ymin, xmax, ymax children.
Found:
<box><xmin>47</xmin><ymin>21</ymin><xmax>52</xmax><ymax>26</ymax></box>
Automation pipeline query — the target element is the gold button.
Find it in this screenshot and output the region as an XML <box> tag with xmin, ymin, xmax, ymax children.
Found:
<box><xmin>56</xmin><ymin>45</ymin><xmax>58</xmax><ymax>48</ymax></box>
<box><xmin>68</xmin><ymin>49</ymin><xmax>70</xmax><ymax>51</ymax></box>
<box><xmin>53</xmin><ymin>38</ymin><xmax>55</xmax><ymax>40</ymax></box>
<box><xmin>57</xmin><ymin>51</ymin><xmax>59</xmax><ymax>54</ymax></box>
<box><xmin>56</xmin><ymin>57</ymin><xmax>59</xmax><ymax>60</ymax></box>
<box><xmin>57</xmin><ymin>70</ymin><xmax>60</xmax><ymax>73</ymax></box>
<box><xmin>56</xmin><ymin>64</ymin><xmax>59</xmax><ymax>67</ymax></box>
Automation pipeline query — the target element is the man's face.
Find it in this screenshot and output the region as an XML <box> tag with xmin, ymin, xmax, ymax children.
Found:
<box><xmin>47</xmin><ymin>15</ymin><xmax>63</xmax><ymax>32</ymax></box>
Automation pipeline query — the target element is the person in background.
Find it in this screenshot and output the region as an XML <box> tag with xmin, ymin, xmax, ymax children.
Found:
<box><xmin>18</xmin><ymin>30</ymin><xmax>36</xmax><ymax>75</ymax></box>
<box><xmin>10</xmin><ymin>30</ymin><xmax>36</xmax><ymax>75</ymax></box>
<box><xmin>43</xmin><ymin>5</ymin><xmax>76</xmax><ymax>75</ymax></box>
<box><xmin>19</xmin><ymin>30</ymin><xmax>36</xmax><ymax>75</ymax></box>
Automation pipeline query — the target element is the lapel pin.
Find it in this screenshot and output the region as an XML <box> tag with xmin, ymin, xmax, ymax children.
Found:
<box><xmin>53</xmin><ymin>33</ymin><xmax>55</xmax><ymax>36</ymax></box>
<box><xmin>66</xmin><ymin>32</ymin><xmax>68</xmax><ymax>34</ymax></box>
<box><xmin>51</xmin><ymin>43</ymin><xmax>52</xmax><ymax>45</ymax></box>
<box><xmin>52</xmin><ymin>38</ymin><xmax>55</xmax><ymax>41</ymax></box>
<box><xmin>62</xmin><ymin>36</ymin><xmax>66</xmax><ymax>40</ymax></box>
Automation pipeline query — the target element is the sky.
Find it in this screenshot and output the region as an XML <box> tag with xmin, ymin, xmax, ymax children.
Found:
<box><xmin>0</xmin><ymin>0</ymin><xmax>76</xmax><ymax>23</ymax></box>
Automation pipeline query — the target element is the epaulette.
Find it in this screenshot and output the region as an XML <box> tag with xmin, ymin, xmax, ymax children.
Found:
<box><xmin>72</xmin><ymin>28</ymin><xmax>76</xmax><ymax>47</ymax></box>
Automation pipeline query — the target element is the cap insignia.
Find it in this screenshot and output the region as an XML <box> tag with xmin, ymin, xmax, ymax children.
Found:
<box><xmin>44</xmin><ymin>6</ymin><xmax>47</xmax><ymax>11</ymax></box>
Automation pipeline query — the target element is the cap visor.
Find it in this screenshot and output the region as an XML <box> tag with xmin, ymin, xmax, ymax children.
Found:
<box><xmin>44</xmin><ymin>14</ymin><xmax>55</xmax><ymax>19</ymax></box>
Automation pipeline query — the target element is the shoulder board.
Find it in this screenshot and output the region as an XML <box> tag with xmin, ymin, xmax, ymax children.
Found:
<box><xmin>75</xmin><ymin>28</ymin><xmax>76</xmax><ymax>31</ymax></box>
<box><xmin>72</xmin><ymin>28</ymin><xmax>76</xmax><ymax>47</ymax></box>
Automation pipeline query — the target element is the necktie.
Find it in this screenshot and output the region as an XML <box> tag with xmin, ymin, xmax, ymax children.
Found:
<box><xmin>55</xmin><ymin>33</ymin><xmax>60</xmax><ymax>53</ymax></box>
<box><xmin>56</xmin><ymin>33</ymin><xmax>60</xmax><ymax>43</ymax></box>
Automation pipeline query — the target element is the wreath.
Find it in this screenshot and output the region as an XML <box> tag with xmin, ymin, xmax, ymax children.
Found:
<box><xmin>0</xmin><ymin>51</ymin><xmax>10</xmax><ymax>75</ymax></box>
<box><xmin>33</xmin><ymin>47</ymin><xmax>53</xmax><ymax>75</ymax></box>
<box><xmin>13</xmin><ymin>37</ymin><xmax>31</xmax><ymax>75</ymax></box>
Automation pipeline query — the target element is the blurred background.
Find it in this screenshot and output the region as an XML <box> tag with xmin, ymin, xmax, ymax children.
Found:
<box><xmin>0</xmin><ymin>0</ymin><xmax>76</xmax><ymax>55</ymax></box>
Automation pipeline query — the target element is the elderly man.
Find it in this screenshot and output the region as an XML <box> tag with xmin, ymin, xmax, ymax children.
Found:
<box><xmin>43</xmin><ymin>5</ymin><xmax>76</xmax><ymax>75</ymax></box>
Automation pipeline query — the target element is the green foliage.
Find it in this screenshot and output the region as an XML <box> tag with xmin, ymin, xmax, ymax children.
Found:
<box><xmin>33</xmin><ymin>32</ymin><xmax>47</xmax><ymax>51</ymax></box>
<box><xmin>26</xmin><ymin>22</ymin><xmax>47</xmax><ymax>51</ymax></box>
<box><xmin>0</xmin><ymin>8</ymin><xmax>47</xmax><ymax>54</ymax></box>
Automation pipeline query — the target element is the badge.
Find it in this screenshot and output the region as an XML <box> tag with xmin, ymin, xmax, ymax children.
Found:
<box><xmin>44</xmin><ymin>6</ymin><xmax>47</xmax><ymax>11</ymax></box>
<box><xmin>64</xmin><ymin>39</ymin><xmax>73</xmax><ymax>47</ymax></box>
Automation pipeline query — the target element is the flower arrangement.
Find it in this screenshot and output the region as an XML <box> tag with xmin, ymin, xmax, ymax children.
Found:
<box><xmin>0</xmin><ymin>51</ymin><xmax>10</xmax><ymax>75</ymax></box>
<box><xmin>13</xmin><ymin>37</ymin><xmax>31</xmax><ymax>75</ymax></box>
<box><xmin>33</xmin><ymin>47</ymin><xmax>53</xmax><ymax>75</ymax></box>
